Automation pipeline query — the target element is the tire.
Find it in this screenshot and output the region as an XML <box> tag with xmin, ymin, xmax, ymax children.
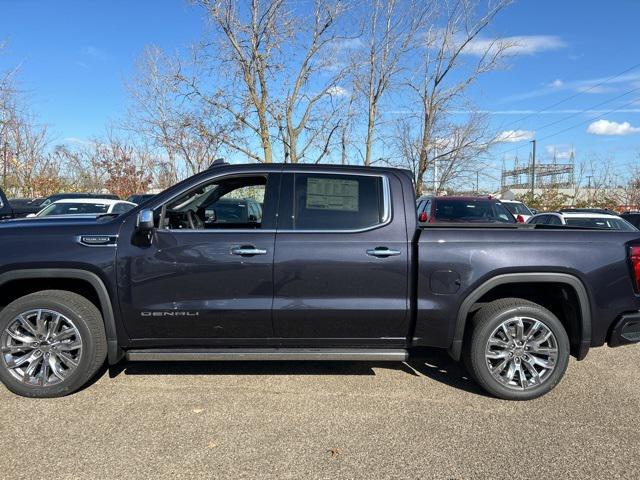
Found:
<box><xmin>463</xmin><ymin>298</ymin><xmax>570</xmax><ymax>401</ymax></box>
<box><xmin>0</xmin><ymin>290</ymin><xmax>107</xmax><ymax>398</ymax></box>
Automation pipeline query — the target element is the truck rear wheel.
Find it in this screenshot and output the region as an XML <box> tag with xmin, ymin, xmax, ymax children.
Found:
<box><xmin>463</xmin><ymin>298</ymin><xmax>570</xmax><ymax>400</ymax></box>
<box><xmin>0</xmin><ymin>290</ymin><xmax>107</xmax><ymax>398</ymax></box>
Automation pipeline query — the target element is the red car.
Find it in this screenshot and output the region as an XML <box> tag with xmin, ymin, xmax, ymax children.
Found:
<box><xmin>416</xmin><ymin>195</ymin><xmax>518</xmax><ymax>224</ymax></box>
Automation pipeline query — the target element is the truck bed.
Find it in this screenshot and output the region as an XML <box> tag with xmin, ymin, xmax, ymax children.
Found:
<box><xmin>414</xmin><ymin>226</ymin><xmax>640</xmax><ymax>358</ymax></box>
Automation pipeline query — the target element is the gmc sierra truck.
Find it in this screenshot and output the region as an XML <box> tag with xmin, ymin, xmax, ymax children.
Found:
<box><xmin>1</xmin><ymin>163</ymin><xmax>639</xmax><ymax>400</ymax></box>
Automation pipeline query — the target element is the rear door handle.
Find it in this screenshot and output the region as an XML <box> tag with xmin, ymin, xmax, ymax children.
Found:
<box><xmin>366</xmin><ymin>247</ymin><xmax>402</xmax><ymax>258</ymax></box>
<box><xmin>231</xmin><ymin>246</ymin><xmax>268</xmax><ymax>256</ymax></box>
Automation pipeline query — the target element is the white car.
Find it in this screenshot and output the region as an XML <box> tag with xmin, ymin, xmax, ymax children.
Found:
<box><xmin>500</xmin><ymin>199</ymin><xmax>534</xmax><ymax>223</ymax></box>
<box><xmin>29</xmin><ymin>198</ymin><xmax>136</xmax><ymax>217</ymax></box>
<box><xmin>527</xmin><ymin>209</ymin><xmax>637</xmax><ymax>231</ymax></box>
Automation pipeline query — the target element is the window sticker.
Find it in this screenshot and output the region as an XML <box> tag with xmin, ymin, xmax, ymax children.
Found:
<box><xmin>306</xmin><ymin>178</ymin><xmax>359</xmax><ymax>212</ymax></box>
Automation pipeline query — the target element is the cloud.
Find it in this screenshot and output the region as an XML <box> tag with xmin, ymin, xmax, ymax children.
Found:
<box><xmin>63</xmin><ymin>137</ymin><xmax>97</xmax><ymax>147</ymax></box>
<box><xmin>462</xmin><ymin>35</ymin><xmax>566</xmax><ymax>56</ymax></box>
<box><xmin>332</xmin><ymin>38</ymin><xmax>364</xmax><ymax>51</ymax></box>
<box><xmin>449</xmin><ymin>108</ymin><xmax>640</xmax><ymax>115</ymax></box>
<box><xmin>545</xmin><ymin>144</ymin><xmax>574</xmax><ymax>160</ymax></box>
<box><xmin>505</xmin><ymin>71</ymin><xmax>640</xmax><ymax>102</ymax></box>
<box><xmin>80</xmin><ymin>45</ymin><xmax>107</xmax><ymax>61</ymax></box>
<box><xmin>495</xmin><ymin>129</ymin><xmax>535</xmax><ymax>143</ymax></box>
<box><xmin>575</xmin><ymin>85</ymin><xmax>617</xmax><ymax>94</ymax></box>
<box><xmin>326</xmin><ymin>85</ymin><xmax>349</xmax><ymax>97</ymax></box>
<box><xmin>586</xmin><ymin>119</ymin><xmax>640</xmax><ymax>136</ymax></box>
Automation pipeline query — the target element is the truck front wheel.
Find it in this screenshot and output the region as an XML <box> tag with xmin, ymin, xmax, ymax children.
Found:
<box><xmin>0</xmin><ymin>290</ymin><xmax>107</xmax><ymax>397</ymax></box>
<box><xmin>463</xmin><ymin>298</ymin><xmax>570</xmax><ymax>401</ymax></box>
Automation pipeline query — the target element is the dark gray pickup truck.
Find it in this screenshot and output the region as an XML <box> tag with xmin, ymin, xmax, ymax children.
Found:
<box><xmin>0</xmin><ymin>162</ymin><xmax>639</xmax><ymax>400</ymax></box>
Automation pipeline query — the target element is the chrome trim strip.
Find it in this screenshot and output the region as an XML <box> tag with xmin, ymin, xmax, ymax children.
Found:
<box><xmin>126</xmin><ymin>348</ymin><xmax>408</xmax><ymax>362</ymax></box>
<box><xmin>75</xmin><ymin>235</ymin><xmax>119</xmax><ymax>247</ymax></box>
<box><xmin>159</xmin><ymin>171</ymin><xmax>392</xmax><ymax>235</ymax></box>
<box><xmin>157</xmin><ymin>229</ymin><xmax>277</xmax><ymax>234</ymax></box>
<box><xmin>284</xmin><ymin>173</ymin><xmax>392</xmax><ymax>234</ymax></box>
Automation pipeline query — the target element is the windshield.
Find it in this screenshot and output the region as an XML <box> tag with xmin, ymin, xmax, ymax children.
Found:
<box><xmin>434</xmin><ymin>199</ymin><xmax>516</xmax><ymax>223</ymax></box>
<box><xmin>503</xmin><ymin>202</ymin><xmax>532</xmax><ymax>216</ymax></box>
<box><xmin>565</xmin><ymin>217</ymin><xmax>637</xmax><ymax>231</ymax></box>
<box><xmin>37</xmin><ymin>203</ymin><xmax>109</xmax><ymax>216</ymax></box>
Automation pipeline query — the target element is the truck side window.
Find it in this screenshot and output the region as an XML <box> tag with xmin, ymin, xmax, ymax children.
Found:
<box><xmin>293</xmin><ymin>173</ymin><xmax>386</xmax><ymax>230</ymax></box>
<box><xmin>161</xmin><ymin>175</ymin><xmax>267</xmax><ymax>230</ymax></box>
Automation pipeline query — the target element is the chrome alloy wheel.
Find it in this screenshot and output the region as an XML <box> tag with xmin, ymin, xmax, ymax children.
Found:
<box><xmin>485</xmin><ymin>316</ymin><xmax>558</xmax><ymax>391</ymax></box>
<box><xmin>1</xmin><ymin>309</ymin><xmax>83</xmax><ymax>387</ymax></box>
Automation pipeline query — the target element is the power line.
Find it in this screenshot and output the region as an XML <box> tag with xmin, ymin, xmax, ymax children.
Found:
<box><xmin>497</xmin><ymin>84</ymin><xmax>640</xmax><ymax>144</ymax></box>
<box><xmin>523</xmin><ymin>86</ymin><xmax>640</xmax><ymax>134</ymax></box>
<box><xmin>536</xmin><ymin>96</ymin><xmax>640</xmax><ymax>143</ymax></box>
<box><xmin>496</xmin><ymin>96</ymin><xmax>640</xmax><ymax>158</ymax></box>
<box><xmin>497</xmin><ymin>62</ymin><xmax>640</xmax><ymax>132</ymax></box>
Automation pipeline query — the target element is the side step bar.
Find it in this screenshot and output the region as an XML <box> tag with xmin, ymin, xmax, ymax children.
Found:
<box><xmin>125</xmin><ymin>348</ymin><xmax>408</xmax><ymax>362</ymax></box>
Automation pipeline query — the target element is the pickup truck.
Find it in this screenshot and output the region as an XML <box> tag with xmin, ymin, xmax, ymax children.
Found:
<box><xmin>0</xmin><ymin>162</ymin><xmax>639</xmax><ymax>400</ymax></box>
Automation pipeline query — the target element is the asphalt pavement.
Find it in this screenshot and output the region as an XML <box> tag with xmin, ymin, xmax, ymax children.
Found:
<box><xmin>1</xmin><ymin>346</ymin><xmax>639</xmax><ymax>479</ymax></box>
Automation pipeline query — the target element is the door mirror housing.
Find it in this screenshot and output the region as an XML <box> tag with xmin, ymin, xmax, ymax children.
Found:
<box><xmin>136</xmin><ymin>209</ymin><xmax>155</xmax><ymax>232</ymax></box>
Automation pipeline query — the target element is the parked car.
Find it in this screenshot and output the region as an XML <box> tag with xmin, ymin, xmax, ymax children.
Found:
<box><xmin>620</xmin><ymin>211</ymin><xmax>640</xmax><ymax>230</ymax></box>
<box><xmin>127</xmin><ymin>194</ymin><xmax>156</xmax><ymax>205</ymax></box>
<box><xmin>417</xmin><ymin>195</ymin><xmax>516</xmax><ymax>225</ymax></box>
<box><xmin>500</xmin><ymin>199</ymin><xmax>534</xmax><ymax>223</ymax></box>
<box><xmin>1</xmin><ymin>163</ymin><xmax>640</xmax><ymax>401</ymax></box>
<box><xmin>0</xmin><ymin>190</ymin><xmax>39</xmax><ymax>219</ymax></box>
<box><xmin>205</xmin><ymin>197</ymin><xmax>263</xmax><ymax>227</ymax></box>
<box><xmin>30</xmin><ymin>198</ymin><xmax>136</xmax><ymax>217</ymax></box>
<box><xmin>3</xmin><ymin>192</ymin><xmax>121</xmax><ymax>217</ymax></box>
<box><xmin>528</xmin><ymin>209</ymin><xmax>637</xmax><ymax>231</ymax></box>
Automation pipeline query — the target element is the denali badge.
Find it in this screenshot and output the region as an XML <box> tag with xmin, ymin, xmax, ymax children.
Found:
<box><xmin>141</xmin><ymin>311</ymin><xmax>200</xmax><ymax>317</ymax></box>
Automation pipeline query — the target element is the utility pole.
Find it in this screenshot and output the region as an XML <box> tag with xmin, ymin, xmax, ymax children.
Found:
<box><xmin>476</xmin><ymin>171</ymin><xmax>479</xmax><ymax>194</ymax></box>
<box><xmin>530</xmin><ymin>139</ymin><xmax>536</xmax><ymax>197</ymax></box>
<box><xmin>433</xmin><ymin>148</ymin><xmax>438</xmax><ymax>194</ymax></box>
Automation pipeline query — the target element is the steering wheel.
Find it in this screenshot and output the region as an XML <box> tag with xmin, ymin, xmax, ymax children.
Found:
<box><xmin>186</xmin><ymin>210</ymin><xmax>204</xmax><ymax>229</ymax></box>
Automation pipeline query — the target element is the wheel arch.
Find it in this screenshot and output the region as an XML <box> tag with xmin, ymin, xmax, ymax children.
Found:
<box><xmin>0</xmin><ymin>268</ymin><xmax>123</xmax><ymax>364</ymax></box>
<box><xmin>449</xmin><ymin>272</ymin><xmax>591</xmax><ymax>361</ymax></box>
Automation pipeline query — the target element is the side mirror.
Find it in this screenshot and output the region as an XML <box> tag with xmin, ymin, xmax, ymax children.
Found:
<box><xmin>206</xmin><ymin>208</ymin><xmax>217</xmax><ymax>223</ymax></box>
<box><xmin>136</xmin><ymin>209</ymin><xmax>154</xmax><ymax>232</ymax></box>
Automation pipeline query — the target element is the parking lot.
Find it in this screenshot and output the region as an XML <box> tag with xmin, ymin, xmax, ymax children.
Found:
<box><xmin>1</xmin><ymin>345</ymin><xmax>638</xmax><ymax>479</ymax></box>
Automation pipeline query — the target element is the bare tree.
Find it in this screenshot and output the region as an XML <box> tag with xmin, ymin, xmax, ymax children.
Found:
<box><xmin>149</xmin><ymin>0</ymin><xmax>351</xmax><ymax>165</ymax></box>
<box><xmin>0</xmin><ymin>59</ymin><xmax>62</xmax><ymax>197</ymax></box>
<box><xmin>398</xmin><ymin>0</ymin><xmax>512</xmax><ymax>195</ymax></box>
<box><xmin>278</xmin><ymin>0</ymin><xmax>349</xmax><ymax>163</ymax></box>
<box><xmin>355</xmin><ymin>0</ymin><xmax>431</xmax><ymax>166</ymax></box>
<box><xmin>125</xmin><ymin>46</ymin><xmax>223</xmax><ymax>180</ymax></box>
<box><xmin>55</xmin><ymin>131</ymin><xmax>155</xmax><ymax>198</ymax></box>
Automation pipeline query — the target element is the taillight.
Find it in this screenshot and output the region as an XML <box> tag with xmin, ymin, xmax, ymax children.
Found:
<box><xmin>419</xmin><ymin>212</ymin><xmax>427</xmax><ymax>222</ymax></box>
<box><xmin>516</xmin><ymin>215</ymin><xmax>524</xmax><ymax>223</ymax></box>
<box><xmin>630</xmin><ymin>246</ymin><xmax>640</xmax><ymax>292</ymax></box>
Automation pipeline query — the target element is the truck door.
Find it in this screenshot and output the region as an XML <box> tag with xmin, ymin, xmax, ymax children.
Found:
<box><xmin>272</xmin><ymin>171</ymin><xmax>410</xmax><ymax>346</ymax></box>
<box><xmin>116</xmin><ymin>169</ymin><xmax>281</xmax><ymax>342</ymax></box>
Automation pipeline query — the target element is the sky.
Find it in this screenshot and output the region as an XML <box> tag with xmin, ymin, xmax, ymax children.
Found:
<box><xmin>1</xmin><ymin>0</ymin><xmax>640</xmax><ymax>188</ymax></box>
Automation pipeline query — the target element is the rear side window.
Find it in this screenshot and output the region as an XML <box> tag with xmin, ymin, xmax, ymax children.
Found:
<box><xmin>622</xmin><ymin>214</ymin><xmax>640</xmax><ymax>229</ymax></box>
<box><xmin>112</xmin><ymin>203</ymin><xmax>134</xmax><ymax>214</ymax></box>
<box><xmin>39</xmin><ymin>203</ymin><xmax>109</xmax><ymax>216</ymax></box>
<box><xmin>434</xmin><ymin>199</ymin><xmax>515</xmax><ymax>223</ymax></box>
<box><xmin>293</xmin><ymin>173</ymin><xmax>386</xmax><ymax>230</ymax></box>
<box><xmin>503</xmin><ymin>202</ymin><xmax>532</xmax><ymax>216</ymax></box>
<box><xmin>565</xmin><ymin>217</ymin><xmax>637</xmax><ymax>231</ymax></box>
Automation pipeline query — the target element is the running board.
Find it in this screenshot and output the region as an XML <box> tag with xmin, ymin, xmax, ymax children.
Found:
<box><xmin>125</xmin><ymin>348</ymin><xmax>408</xmax><ymax>362</ymax></box>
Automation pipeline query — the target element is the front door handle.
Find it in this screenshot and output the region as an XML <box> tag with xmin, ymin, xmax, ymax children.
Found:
<box><xmin>366</xmin><ymin>247</ymin><xmax>402</xmax><ymax>258</ymax></box>
<box><xmin>231</xmin><ymin>246</ymin><xmax>268</xmax><ymax>256</ymax></box>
